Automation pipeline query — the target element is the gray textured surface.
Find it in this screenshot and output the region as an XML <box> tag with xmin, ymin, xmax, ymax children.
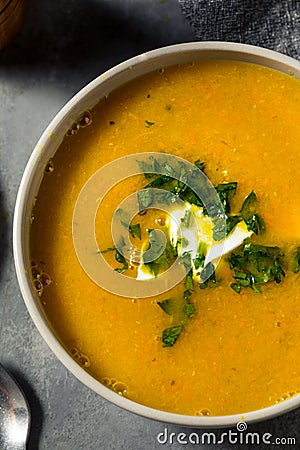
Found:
<box><xmin>0</xmin><ymin>0</ymin><xmax>299</xmax><ymax>449</ymax></box>
<box><xmin>179</xmin><ymin>0</ymin><xmax>300</xmax><ymax>59</ymax></box>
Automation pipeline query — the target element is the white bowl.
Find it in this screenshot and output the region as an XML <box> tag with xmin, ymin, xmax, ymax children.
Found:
<box><xmin>13</xmin><ymin>42</ymin><xmax>300</xmax><ymax>427</ymax></box>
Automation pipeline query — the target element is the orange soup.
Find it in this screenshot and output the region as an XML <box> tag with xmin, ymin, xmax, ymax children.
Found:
<box><xmin>30</xmin><ymin>60</ymin><xmax>300</xmax><ymax>416</ymax></box>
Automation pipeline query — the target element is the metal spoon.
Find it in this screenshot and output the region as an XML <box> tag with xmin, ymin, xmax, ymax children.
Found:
<box><xmin>0</xmin><ymin>363</ymin><xmax>30</xmax><ymax>450</ymax></box>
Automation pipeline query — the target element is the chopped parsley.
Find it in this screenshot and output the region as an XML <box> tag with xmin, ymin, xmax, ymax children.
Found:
<box><xmin>181</xmin><ymin>209</ymin><xmax>192</xmax><ymax>227</ymax></box>
<box><xmin>227</xmin><ymin>241</ymin><xmax>285</xmax><ymax>293</ymax></box>
<box><xmin>143</xmin><ymin>229</ymin><xmax>176</xmax><ymax>276</ymax></box>
<box><xmin>103</xmin><ymin>155</ymin><xmax>297</xmax><ymax>347</ymax></box>
<box><xmin>114</xmin><ymin>250</ymin><xmax>129</xmax><ymax>274</ymax></box>
<box><xmin>137</xmin><ymin>189</ymin><xmax>153</xmax><ymax>210</ymax></box>
<box><xmin>183</xmin><ymin>289</ymin><xmax>196</xmax><ymax>316</ymax></box>
<box><xmin>129</xmin><ymin>223</ymin><xmax>141</xmax><ymax>240</ymax></box>
<box><xmin>158</xmin><ymin>289</ymin><xmax>195</xmax><ymax>347</ymax></box>
<box><xmin>211</xmin><ymin>188</ymin><xmax>264</xmax><ymax>240</ymax></box>
<box><xmin>212</xmin><ymin>215</ymin><xmax>242</xmax><ymax>241</ymax></box>
<box><xmin>199</xmin><ymin>262</ymin><xmax>217</xmax><ymax>289</ymax></box>
<box><xmin>162</xmin><ymin>325</ymin><xmax>184</xmax><ymax>347</ymax></box>
<box><xmin>145</xmin><ymin>120</ymin><xmax>155</xmax><ymax>127</ymax></box>
<box><xmin>184</xmin><ymin>269</ymin><xmax>194</xmax><ymax>291</ymax></box>
<box><xmin>240</xmin><ymin>190</ymin><xmax>257</xmax><ymax>215</ymax></box>
<box><xmin>193</xmin><ymin>242</ymin><xmax>206</xmax><ymax>271</ymax></box>
<box><xmin>194</xmin><ymin>159</ymin><xmax>206</xmax><ymax>172</ymax></box>
<box><xmin>99</xmin><ymin>246</ymin><xmax>116</xmax><ymax>254</ymax></box>
<box><xmin>157</xmin><ymin>298</ymin><xmax>174</xmax><ymax>315</ymax></box>
<box><xmin>239</xmin><ymin>190</ymin><xmax>265</xmax><ymax>234</ymax></box>
<box><xmin>215</xmin><ymin>182</ymin><xmax>237</xmax><ymax>214</ymax></box>
<box><xmin>137</xmin><ymin>157</ymin><xmax>207</xmax><ymax>211</ymax></box>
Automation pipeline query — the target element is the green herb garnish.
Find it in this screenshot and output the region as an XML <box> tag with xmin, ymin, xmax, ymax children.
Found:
<box><xmin>211</xmin><ymin>189</ymin><xmax>265</xmax><ymax>240</ymax></box>
<box><xmin>215</xmin><ymin>182</ymin><xmax>237</xmax><ymax>214</ymax></box>
<box><xmin>157</xmin><ymin>288</ymin><xmax>195</xmax><ymax>346</ymax></box>
<box><xmin>137</xmin><ymin>189</ymin><xmax>153</xmax><ymax>210</ymax></box>
<box><xmin>145</xmin><ymin>120</ymin><xmax>155</xmax><ymax>127</ymax></box>
<box><xmin>240</xmin><ymin>191</ymin><xmax>264</xmax><ymax>234</ymax></box>
<box><xmin>137</xmin><ymin>156</ymin><xmax>159</xmax><ymax>179</ymax></box>
<box><xmin>105</xmin><ymin>156</ymin><xmax>293</xmax><ymax>349</ymax></box>
<box><xmin>240</xmin><ymin>190</ymin><xmax>257</xmax><ymax>215</ymax></box>
<box><xmin>176</xmin><ymin>236</ymin><xmax>189</xmax><ymax>249</ymax></box>
<box><xmin>181</xmin><ymin>209</ymin><xmax>192</xmax><ymax>227</ymax></box>
<box><xmin>129</xmin><ymin>223</ymin><xmax>141</xmax><ymax>239</ymax></box>
<box><xmin>183</xmin><ymin>290</ymin><xmax>195</xmax><ymax>317</ymax></box>
<box><xmin>143</xmin><ymin>229</ymin><xmax>175</xmax><ymax>276</ymax></box>
<box><xmin>228</xmin><ymin>240</ymin><xmax>285</xmax><ymax>293</ymax></box>
<box><xmin>230</xmin><ymin>283</ymin><xmax>241</xmax><ymax>294</ymax></box>
<box><xmin>184</xmin><ymin>269</ymin><xmax>194</xmax><ymax>291</ymax></box>
<box><xmin>139</xmin><ymin>157</ymin><xmax>206</xmax><ymax>210</ymax></box>
<box><xmin>144</xmin><ymin>174</ymin><xmax>172</xmax><ymax>189</ymax></box>
<box><xmin>157</xmin><ymin>298</ymin><xmax>174</xmax><ymax>315</ymax></box>
<box><xmin>158</xmin><ymin>289</ymin><xmax>195</xmax><ymax>320</ymax></box>
<box><xmin>244</xmin><ymin>214</ymin><xmax>264</xmax><ymax>235</ymax></box>
<box><xmin>212</xmin><ymin>215</ymin><xmax>242</xmax><ymax>241</ymax></box>
<box><xmin>162</xmin><ymin>325</ymin><xmax>184</xmax><ymax>347</ymax></box>
<box><xmin>194</xmin><ymin>159</ymin><xmax>205</xmax><ymax>172</ymax></box>
<box><xmin>193</xmin><ymin>242</ymin><xmax>206</xmax><ymax>271</ymax></box>
<box><xmin>293</xmin><ymin>247</ymin><xmax>300</xmax><ymax>273</ymax></box>
<box><xmin>114</xmin><ymin>250</ymin><xmax>128</xmax><ymax>274</ymax></box>
<box><xmin>99</xmin><ymin>246</ymin><xmax>116</xmax><ymax>254</ymax></box>
<box><xmin>226</xmin><ymin>215</ymin><xmax>242</xmax><ymax>235</ymax></box>
<box><xmin>200</xmin><ymin>262</ymin><xmax>217</xmax><ymax>289</ymax></box>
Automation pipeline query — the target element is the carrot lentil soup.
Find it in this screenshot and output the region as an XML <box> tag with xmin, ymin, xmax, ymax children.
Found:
<box><xmin>30</xmin><ymin>60</ymin><xmax>300</xmax><ymax>416</ymax></box>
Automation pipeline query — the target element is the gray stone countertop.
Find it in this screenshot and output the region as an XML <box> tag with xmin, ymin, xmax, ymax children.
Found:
<box><xmin>0</xmin><ymin>1</ymin><xmax>299</xmax><ymax>449</ymax></box>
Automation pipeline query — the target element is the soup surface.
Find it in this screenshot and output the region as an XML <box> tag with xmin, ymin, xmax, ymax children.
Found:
<box><xmin>30</xmin><ymin>60</ymin><xmax>300</xmax><ymax>416</ymax></box>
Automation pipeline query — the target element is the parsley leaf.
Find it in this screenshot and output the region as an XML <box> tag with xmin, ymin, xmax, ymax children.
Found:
<box><xmin>212</xmin><ymin>215</ymin><xmax>242</xmax><ymax>241</ymax></box>
<box><xmin>231</xmin><ymin>283</ymin><xmax>242</xmax><ymax>294</ymax></box>
<box><xmin>244</xmin><ymin>214</ymin><xmax>265</xmax><ymax>235</ymax></box>
<box><xmin>227</xmin><ymin>241</ymin><xmax>285</xmax><ymax>293</ymax></box>
<box><xmin>99</xmin><ymin>246</ymin><xmax>116</xmax><ymax>254</ymax></box>
<box><xmin>194</xmin><ymin>159</ymin><xmax>205</xmax><ymax>171</ymax></box>
<box><xmin>215</xmin><ymin>182</ymin><xmax>237</xmax><ymax>214</ymax></box>
<box><xmin>137</xmin><ymin>156</ymin><xmax>160</xmax><ymax>179</ymax></box>
<box><xmin>129</xmin><ymin>223</ymin><xmax>141</xmax><ymax>239</ymax></box>
<box><xmin>137</xmin><ymin>189</ymin><xmax>153</xmax><ymax>210</ymax></box>
<box><xmin>240</xmin><ymin>190</ymin><xmax>257</xmax><ymax>215</ymax></box>
<box><xmin>114</xmin><ymin>250</ymin><xmax>128</xmax><ymax>273</ymax></box>
<box><xmin>193</xmin><ymin>242</ymin><xmax>206</xmax><ymax>270</ymax></box>
<box><xmin>145</xmin><ymin>120</ymin><xmax>155</xmax><ymax>127</ymax></box>
<box><xmin>143</xmin><ymin>230</ymin><xmax>176</xmax><ymax>276</ymax></box>
<box><xmin>157</xmin><ymin>298</ymin><xmax>173</xmax><ymax>315</ymax></box>
<box><xmin>162</xmin><ymin>325</ymin><xmax>184</xmax><ymax>347</ymax></box>
<box><xmin>200</xmin><ymin>262</ymin><xmax>217</xmax><ymax>289</ymax></box>
<box><xmin>184</xmin><ymin>269</ymin><xmax>194</xmax><ymax>291</ymax></box>
<box><xmin>240</xmin><ymin>191</ymin><xmax>265</xmax><ymax>234</ymax></box>
<box><xmin>138</xmin><ymin>156</ymin><xmax>207</xmax><ymax>209</ymax></box>
<box><xmin>181</xmin><ymin>209</ymin><xmax>192</xmax><ymax>227</ymax></box>
<box><xmin>157</xmin><ymin>288</ymin><xmax>195</xmax><ymax>347</ymax></box>
<box><xmin>183</xmin><ymin>290</ymin><xmax>195</xmax><ymax>317</ymax></box>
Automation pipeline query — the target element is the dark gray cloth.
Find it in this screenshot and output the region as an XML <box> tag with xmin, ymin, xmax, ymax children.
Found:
<box><xmin>179</xmin><ymin>0</ymin><xmax>300</xmax><ymax>59</ymax></box>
